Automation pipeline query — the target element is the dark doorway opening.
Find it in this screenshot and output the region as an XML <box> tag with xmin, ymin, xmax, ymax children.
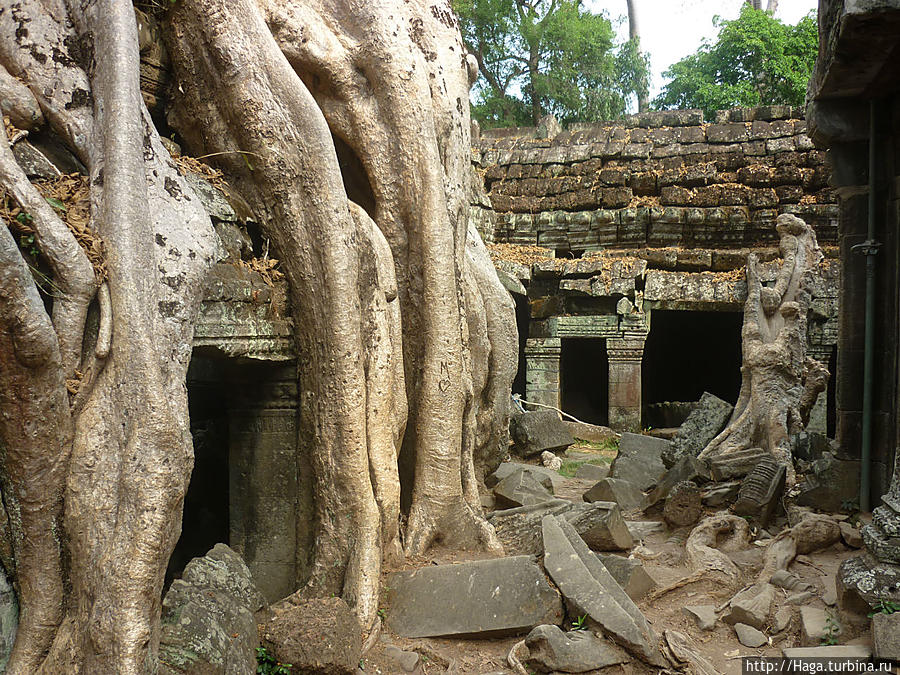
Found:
<box><xmin>561</xmin><ymin>338</ymin><xmax>608</xmax><ymax>426</ymax></box>
<box><xmin>642</xmin><ymin>309</ymin><xmax>743</xmax><ymax>410</ymax></box>
<box><xmin>168</xmin><ymin>356</ymin><xmax>231</xmax><ymax>584</ymax></box>
<box><xmin>827</xmin><ymin>345</ymin><xmax>837</xmax><ymax>438</ymax></box>
<box><xmin>512</xmin><ymin>294</ymin><xmax>530</xmax><ymax>396</ymax></box>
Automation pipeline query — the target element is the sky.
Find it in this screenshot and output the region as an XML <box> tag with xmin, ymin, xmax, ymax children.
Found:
<box><xmin>585</xmin><ymin>0</ymin><xmax>819</xmax><ymax>102</ymax></box>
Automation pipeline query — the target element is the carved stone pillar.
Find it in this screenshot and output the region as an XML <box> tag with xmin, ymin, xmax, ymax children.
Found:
<box><xmin>606</xmin><ymin>337</ymin><xmax>645</xmax><ymax>433</ymax></box>
<box><xmin>228</xmin><ymin>364</ymin><xmax>301</xmax><ymax>603</ymax></box>
<box><xmin>525</xmin><ymin>337</ymin><xmax>561</xmax><ymax>410</ymax></box>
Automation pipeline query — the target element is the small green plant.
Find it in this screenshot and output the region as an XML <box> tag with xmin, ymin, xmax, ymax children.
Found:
<box><xmin>377</xmin><ymin>608</ymin><xmax>387</xmax><ymax>623</ymax></box>
<box><xmin>821</xmin><ymin>614</ymin><xmax>840</xmax><ymax>646</ymax></box>
<box><xmin>869</xmin><ymin>599</ymin><xmax>900</xmax><ymax>616</ymax></box>
<box><xmin>571</xmin><ymin>614</ymin><xmax>588</xmax><ymax>631</ymax></box>
<box><xmin>256</xmin><ymin>646</ymin><xmax>292</xmax><ymax>675</ymax></box>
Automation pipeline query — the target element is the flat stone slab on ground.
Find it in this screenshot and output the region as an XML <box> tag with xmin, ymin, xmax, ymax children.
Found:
<box><xmin>609</xmin><ymin>433</ymin><xmax>668</xmax><ymax>492</ymax></box>
<box><xmin>872</xmin><ymin>612</ymin><xmax>900</xmax><ymax>661</ymax></box>
<box><xmin>387</xmin><ymin>555</ymin><xmax>563</xmax><ymax>638</ymax></box>
<box><xmin>682</xmin><ymin>605</ymin><xmax>717</xmax><ymax>631</ymax></box>
<box><xmin>541</xmin><ymin>515</ymin><xmax>662</xmax><ymax>666</ymax></box>
<box><xmin>511</xmin><ymin>410</ymin><xmax>574</xmax><ymax>457</ymax></box>
<box><xmin>598</xmin><ymin>555</ymin><xmax>658</xmax><ymax>601</ymax></box>
<box><xmin>782</xmin><ymin>646</ymin><xmax>871</xmax><ymax>659</ymax></box>
<box><xmin>524</xmin><ymin>624</ymin><xmax>630</xmax><ymax>673</ymax></box>
<box><xmin>583</xmin><ymin>478</ymin><xmax>644</xmax><ymax>511</ymax></box>
<box><xmin>575</xmin><ymin>462</ymin><xmax>610</xmax><ymax>481</ymax></box>
<box><xmin>734</xmin><ymin>623</ymin><xmax>767</xmax><ymax>648</ymax></box>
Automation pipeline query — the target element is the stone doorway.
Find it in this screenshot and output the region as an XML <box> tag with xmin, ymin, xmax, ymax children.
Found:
<box><xmin>560</xmin><ymin>338</ymin><xmax>609</xmax><ymax>426</ymax></box>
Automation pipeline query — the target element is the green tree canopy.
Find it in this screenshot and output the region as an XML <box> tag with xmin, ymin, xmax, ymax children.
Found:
<box><xmin>654</xmin><ymin>5</ymin><xmax>817</xmax><ymax>119</ymax></box>
<box><xmin>454</xmin><ymin>0</ymin><xmax>649</xmax><ymax>127</ymax></box>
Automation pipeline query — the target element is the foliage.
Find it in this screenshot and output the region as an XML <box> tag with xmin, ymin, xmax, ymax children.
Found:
<box><xmin>869</xmin><ymin>599</ymin><xmax>900</xmax><ymax>616</ymax></box>
<box><xmin>571</xmin><ymin>614</ymin><xmax>588</xmax><ymax>630</ymax></box>
<box><xmin>821</xmin><ymin>614</ymin><xmax>841</xmax><ymax>646</ymax></box>
<box><xmin>453</xmin><ymin>0</ymin><xmax>649</xmax><ymax>127</ymax></box>
<box><xmin>654</xmin><ymin>5</ymin><xmax>817</xmax><ymax>119</ymax></box>
<box><xmin>256</xmin><ymin>646</ymin><xmax>292</xmax><ymax>675</ymax></box>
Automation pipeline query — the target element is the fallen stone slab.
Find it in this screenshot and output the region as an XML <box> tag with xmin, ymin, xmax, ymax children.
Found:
<box><xmin>583</xmin><ymin>478</ymin><xmax>644</xmax><ymax>511</ymax></box>
<box><xmin>488</xmin><ymin>461</ymin><xmax>565</xmax><ymax>491</ymax></box>
<box><xmin>665</xmin><ymin>392</ymin><xmax>733</xmax><ymax>467</ymax></box>
<box><xmin>644</xmin><ymin>455</ymin><xmax>711</xmax><ymax>509</ymax></box>
<box><xmin>494</xmin><ymin>468</ymin><xmax>555</xmax><ymax>509</ymax></box>
<box><xmin>489</xmin><ymin>499</ymin><xmax>633</xmax><ymax>555</ymax></box>
<box><xmin>598</xmin><ymin>555</ymin><xmax>658</xmax><ymax>601</ymax></box>
<box><xmin>723</xmin><ymin>583</ymin><xmax>775</xmax><ymax>631</ymax></box>
<box><xmin>707</xmin><ymin>447</ymin><xmax>771</xmax><ymax>481</ymax></box>
<box><xmin>384</xmin><ymin>645</ymin><xmax>422</xmax><ymax>673</ymax></box>
<box><xmin>733</xmin><ymin>457</ymin><xmax>786</xmax><ymax>528</ymax></box>
<box><xmin>735</xmin><ymin>623</ymin><xmax>767</xmax><ymax>648</ymax></box>
<box><xmin>702</xmin><ymin>481</ymin><xmax>741</xmax><ymax>506</ymax></box>
<box><xmin>574</xmin><ymin>462</ymin><xmax>610</xmax><ymax>481</ymax></box>
<box><xmin>682</xmin><ymin>605</ymin><xmax>717</xmax><ymax>632</ymax></box>
<box><xmin>387</xmin><ymin>556</ymin><xmax>563</xmax><ymax>638</ymax></box>
<box><xmin>839</xmin><ymin>521</ymin><xmax>863</xmax><ymax>549</ymax></box>
<box><xmin>774</xmin><ymin>606</ymin><xmax>793</xmax><ymax>633</ymax></box>
<box><xmin>782</xmin><ymin>645</ymin><xmax>871</xmax><ymax>659</ymax></box>
<box><xmin>800</xmin><ymin>606</ymin><xmax>839</xmax><ymax>647</ymax></box>
<box><xmin>872</xmin><ymin>612</ymin><xmax>900</xmax><ymax>661</ymax></box>
<box><xmin>541</xmin><ymin>515</ymin><xmax>663</xmax><ymax>666</ymax></box>
<box><xmin>626</xmin><ymin>521</ymin><xmax>665</xmax><ymax>540</ymax></box>
<box><xmin>511</xmin><ymin>410</ymin><xmax>574</xmax><ymax>457</ymax></box>
<box><xmin>562</xmin><ymin>421</ymin><xmax>619</xmax><ymax>445</ymax></box>
<box><xmin>524</xmin><ymin>624</ymin><xmax>630</xmax><ymax>673</ymax></box>
<box><xmin>663</xmin><ymin>481</ymin><xmax>703</xmax><ymax>528</ymax></box>
<box><xmin>610</xmin><ymin>433</ymin><xmax>668</xmax><ymax>491</ymax></box>
<box><xmin>263</xmin><ymin>597</ymin><xmax>361</xmax><ymax>675</ymax></box>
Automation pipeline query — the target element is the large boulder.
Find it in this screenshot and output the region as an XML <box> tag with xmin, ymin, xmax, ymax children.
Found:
<box><xmin>510</xmin><ymin>410</ymin><xmax>574</xmax><ymax>457</ymax></box>
<box><xmin>609</xmin><ymin>433</ymin><xmax>668</xmax><ymax>491</ymax></box>
<box><xmin>158</xmin><ymin>544</ymin><xmax>266</xmax><ymax>675</ymax></box>
<box><xmin>524</xmin><ymin>624</ymin><xmax>629</xmax><ymax>673</ymax></box>
<box><xmin>262</xmin><ymin>597</ymin><xmax>361</xmax><ymax>675</ymax></box>
<box><xmin>583</xmin><ymin>478</ymin><xmax>644</xmax><ymax>512</ymax></box>
<box><xmin>541</xmin><ymin>516</ymin><xmax>663</xmax><ymax>666</ymax></box>
<box><xmin>387</xmin><ymin>556</ymin><xmax>563</xmax><ymax>638</ymax></box>
<box><xmin>664</xmin><ymin>392</ymin><xmax>733</xmax><ymax>467</ymax></box>
<box><xmin>494</xmin><ymin>468</ymin><xmax>555</xmax><ymax>509</ymax></box>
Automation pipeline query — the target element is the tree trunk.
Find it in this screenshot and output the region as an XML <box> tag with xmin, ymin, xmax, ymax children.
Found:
<box><xmin>625</xmin><ymin>0</ymin><xmax>649</xmax><ymax>112</ymax></box>
<box><xmin>0</xmin><ymin>0</ymin><xmax>516</xmax><ymax>669</ymax></box>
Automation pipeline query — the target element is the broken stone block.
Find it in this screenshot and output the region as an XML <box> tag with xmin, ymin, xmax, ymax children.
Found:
<box><xmin>707</xmin><ymin>447</ymin><xmax>771</xmax><ymax>481</ymax></box>
<box><xmin>665</xmin><ymin>392</ymin><xmax>733</xmax><ymax>467</ymax></box>
<box><xmin>510</xmin><ymin>410</ymin><xmax>574</xmax><ymax>457</ymax></box>
<box><xmin>790</xmin><ymin>431</ymin><xmax>833</xmax><ymax>462</ymax></box>
<box><xmin>774</xmin><ymin>606</ymin><xmax>792</xmax><ymax>633</ymax></box>
<box><xmin>598</xmin><ymin>555</ymin><xmax>658</xmax><ymax>601</ymax></box>
<box><xmin>488</xmin><ymin>462</ymin><xmax>564</xmax><ymax>491</ymax></box>
<box><xmin>562</xmin><ymin>421</ymin><xmax>618</xmax><ymax>445</ymax></box>
<box><xmin>800</xmin><ymin>606</ymin><xmax>839</xmax><ymax>647</ymax></box>
<box><xmin>610</xmin><ymin>433</ymin><xmax>669</xmax><ymax>491</ymax></box>
<box><xmin>263</xmin><ymin>597</ymin><xmax>361</xmax><ymax>675</ymax></box>
<box><xmin>159</xmin><ymin>544</ymin><xmax>266</xmax><ymax>675</ymax></box>
<box><xmin>541</xmin><ymin>451</ymin><xmax>562</xmax><ymax>471</ymax></box>
<box><xmin>682</xmin><ymin>605</ymin><xmax>717</xmax><ymax>631</ymax></box>
<box><xmin>575</xmin><ymin>462</ymin><xmax>610</xmax><ymax>481</ymax></box>
<box><xmin>796</xmin><ymin>453</ymin><xmax>861</xmax><ymax>512</ymax></box>
<box><xmin>663</xmin><ymin>481</ymin><xmax>703</xmax><ymax>527</ymax></box>
<box><xmin>387</xmin><ymin>556</ymin><xmax>562</xmax><ymax>638</ymax></box>
<box><xmin>837</xmin><ymin>555</ymin><xmax>900</xmax><ymax>620</ymax></box>
<box><xmin>626</xmin><ymin>521</ymin><xmax>665</xmax><ymax>540</ymax></box>
<box><xmin>583</xmin><ymin>478</ymin><xmax>644</xmax><ymax>511</ymax></box>
<box><xmin>701</xmin><ymin>481</ymin><xmax>741</xmax><ymax>506</ymax></box>
<box><xmin>524</xmin><ymin>625</ymin><xmax>630</xmax><ymax>673</ymax></box>
<box><xmin>723</xmin><ymin>583</ymin><xmax>775</xmax><ymax>630</ymax></box>
<box><xmin>839</xmin><ymin>521</ymin><xmax>863</xmax><ymax>549</ymax></box>
<box><xmin>771</xmin><ymin>569</ymin><xmax>815</xmax><ymax>593</ymax></box>
<box><xmin>541</xmin><ymin>515</ymin><xmax>663</xmax><ymax>666</ymax></box>
<box><xmin>384</xmin><ymin>645</ymin><xmax>421</xmax><ymax>673</ymax></box>
<box><xmin>735</xmin><ymin>623</ymin><xmax>767</xmax><ymax>648</ymax></box>
<box><xmin>786</xmin><ymin>591</ymin><xmax>816</xmax><ymax>605</ymax></box>
<box><xmin>489</xmin><ymin>499</ymin><xmax>633</xmax><ymax>555</ymax></box>
<box><xmin>733</xmin><ymin>457</ymin><xmax>786</xmax><ymax>528</ymax></box>
<box><xmin>644</xmin><ymin>455</ymin><xmax>711</xmax><ymax>509</ymax></box>
<box><xmin>872</xmin><ymin>612</ymin><xmax>900</xmax><ymax>661</ymax></box>
<box><xmin>494</xmin><ymin>468</ymin><xmax>555</xmax><ymax>509</ymax></box>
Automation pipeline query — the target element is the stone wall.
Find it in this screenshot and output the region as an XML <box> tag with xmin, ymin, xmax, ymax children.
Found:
<box><xmin>473</xmin><ymin>107</ymin><xmax>837</xmax><ymax>253</ymax></box>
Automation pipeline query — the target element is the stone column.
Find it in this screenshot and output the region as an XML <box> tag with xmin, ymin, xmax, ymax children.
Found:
<box><xmin>525</xmin><ymin>337</ymin><xmax>561</xmax><ymax>410</ymax></box>
<box><xmin>606</xmin><ymin>337</ymin><xmax>645</xmax><ymax>433</ymax></box>
<box><xmin>228</xmin><ymin>364</ymin><xmax>300</xmax><ymax>603</ymax></box>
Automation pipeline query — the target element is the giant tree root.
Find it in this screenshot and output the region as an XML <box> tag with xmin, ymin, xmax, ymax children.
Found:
<box><xmin>685</xmin><ymin>514</ymin><xmax>752</xmax><ymax>587</ymax></box>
